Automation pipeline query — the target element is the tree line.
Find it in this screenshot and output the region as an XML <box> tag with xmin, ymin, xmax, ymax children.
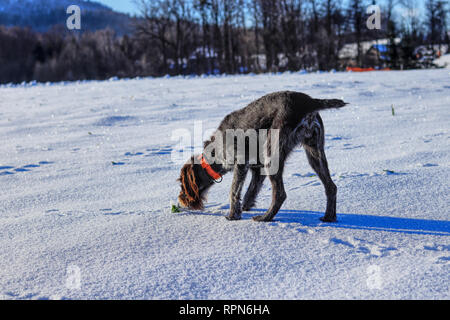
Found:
<box><xmin>0</xmin><ymin>0</ymin><xmax>448</xmax><ymax>84</ymax></box>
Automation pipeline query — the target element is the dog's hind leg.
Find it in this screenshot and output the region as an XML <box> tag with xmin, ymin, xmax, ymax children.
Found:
<box><xmin>303</xmin><ymin>142</ymin><xmax>337</xmax><ymax>223</ymax></box>
<box><xmin>242</xmin><ymin>168</ymin><xmax>266</xmax><ymax>211</ymax></box>
<box><xmin>226</xmin><ymin>164</ymin><xmax>249</xmax><ymax>221</ymax></box>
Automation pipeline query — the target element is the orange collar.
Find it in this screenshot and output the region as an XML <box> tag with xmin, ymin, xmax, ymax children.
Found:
<box><xmin>198</xmin><ymin>155</ymin><xmax>222</xmax><ymax>181</ymax></box>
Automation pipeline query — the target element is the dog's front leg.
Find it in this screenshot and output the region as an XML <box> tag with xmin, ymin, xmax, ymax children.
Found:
<box><xmin>226</xmin><ymin>165</ymin><xmax>248</xmax><ymax>221</ymax></box>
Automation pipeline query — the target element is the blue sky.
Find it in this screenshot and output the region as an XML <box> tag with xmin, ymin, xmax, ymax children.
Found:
<box><xmin>95</xmin><ymin>0</ymin><xmax>140</xmax><ymax>16</ymax></box>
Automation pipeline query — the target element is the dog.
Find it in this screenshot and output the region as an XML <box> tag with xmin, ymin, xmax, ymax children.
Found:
<box><xmin>177</xmin><ymin>91</ymin><xmax>347</xmax><ymax>222</ymax></box>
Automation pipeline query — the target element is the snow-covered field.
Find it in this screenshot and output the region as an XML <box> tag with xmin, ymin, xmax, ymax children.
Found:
<box><xmin>0</xmin><ymin>69</ymin><xmax>449</xmax><ymax>300</ymax></box>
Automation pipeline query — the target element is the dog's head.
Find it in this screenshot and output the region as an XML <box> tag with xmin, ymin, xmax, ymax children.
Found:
<box><xmin>177</xmin><ymin>156</ymin><xmax>212</xmax><ymax>210</ymax></box>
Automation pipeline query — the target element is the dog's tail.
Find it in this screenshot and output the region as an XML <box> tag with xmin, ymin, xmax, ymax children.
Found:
<box><xmin>313</xmin><ymin>98</ymin><xmax>348</xmax><ymax>111</ymax></box>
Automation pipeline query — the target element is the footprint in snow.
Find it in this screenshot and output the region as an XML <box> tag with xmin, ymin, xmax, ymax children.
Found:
<box><xmin>45</xmin><ymin>209</ymin><xmax>60</xmax><ymax>214</ymax></box>
<box><xmin>302</xmin><ymin>181</ymin><xmax>321</xmax><ymax>187</ymax></box>
<box><xmin>100</xmin><ymin>209</ymin><xmax>138</xmax><ymax>216</ymax></box>
<box><xmin>423</xmin><ymin>244</ymin><xmax>450</xmax><ymax>264</ymax></box>
<box><xmin>382</xmin><ymin>169</ymin><xmax>408</xmax><ymax>176</ymax></box>
<box><xmin>342</xmin><ymin>143</ymin><xmax>366</xmax><ymax>150</ymax></box>
<box><xmin>0</xmin><ymin>161</ymin><xmax>53</xmax><ymax>176</ymax></box>
<box><xmin>94</xmin><ymin>115</ymin><xmax>138</xmax><ymax>127</ymax></box>
<box><xmin>325</xmin><ymin>135</ymin><xmax>350</xmax><ymax>141</ymax></box>
<box><xmin>337</xmin><ymin>172</ymin><xmax>371</xmax><ymax>179</ymax></box>
<box><xmin>330</xmin><ymin>237</ymin><xmax>397</xmax><ymax>258</ymax></box>
<box><xmin>113</xmin><ymin>145</ymin><xmax>176</xmax><ymax>166</ymax></box>
<box><xmin>122</xmin><ymin>145</ymin><xmax>175</xmax><ymax>159</ymax></box>
<box><xmin>421</xmin><ymin>163</ymin><xmax>438</xmax><ymax>167</ymax></box>
<box><xmin>124</xmin><ymin>151</ymin><xmax>144</xmax><ymax>157</ymax></box>
<box><xmin>3</xmin><ymin>291</ymin><xmax>50</xmax><ymax>300</ymax></box>
<box><xmin>145</xmin><ymin>146</ymin><xmax>173</xmax><ymax>156</ymax></box>
<box><xmin>330</xmin><ymin>237</ymin><xmax>356</xmax><ymax>248</ymax></box>
<box><xmin>292</xmin><ymin>172</ymin><xmax>317</xmax><ymax>178</ymax></box>
<box><xmin>103</xmin><ymin>211</ymin><xmax>125</xmax><ymax>216</ymax></box>
<box><xmin>436</xmin><ymin>256</ymin><xmax>450</xmax><ymax>264</ymax></box>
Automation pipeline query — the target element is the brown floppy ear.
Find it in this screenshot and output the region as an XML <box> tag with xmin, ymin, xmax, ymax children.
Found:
<box><xmin>178</xmin><ymin>163</ymin><xmax>204</xmax><ymax>210</ymax></box>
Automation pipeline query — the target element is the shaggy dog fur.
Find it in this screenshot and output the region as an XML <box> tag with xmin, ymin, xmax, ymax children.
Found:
<box><xmin>178</xmin><ymin>91</ymin><xmax>347</xmax><ymax>222</ymax></box>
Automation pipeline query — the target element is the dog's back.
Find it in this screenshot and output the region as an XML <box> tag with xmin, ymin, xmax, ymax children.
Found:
<box><xmin>216</xmin><ymin>91</ymin><xmax>346</xmax><ymax>132</ymax></box>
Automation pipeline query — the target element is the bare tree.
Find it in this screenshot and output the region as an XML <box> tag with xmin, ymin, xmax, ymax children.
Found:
<box><xmin>248</xmin><ymin>0</ymin><xmax>263</xmax><ymax>71</ymax></box>
<box><xmin>258</xmin><ymin>0</ymin><xmax>281</xmax><ymax>71</ymax></box>
<box><xmin>426</xmin><ymin>0</ymin><xmax>448</xmax><ymax>51</ymax></box>
<box><xmin>385</xmin><ymin>0</ymin><xmax>400</xmax><ymax>68</ymax></box>
<box><xmin>399</xmin><ymin>0</ymin><xmax>421</xmax><ymax>39</ymax></box>
<box><xmin>134</xmin><ymin>0</ymin><xmax>173</xmax><ymax>73</ymax></box>
<box><xmin>193</xmin><ymin>0</ymin><xmax>213</xmax><ymax>74</ymax></box>
<box><xmin>349</xmin><ymin>0</ymin><xmax>366</xmax><ymax>66</ymax></box>
<box><xmin>279</xmin><ymin>0</ymin><xmax>303</xmax><ymax>70</ymax></box>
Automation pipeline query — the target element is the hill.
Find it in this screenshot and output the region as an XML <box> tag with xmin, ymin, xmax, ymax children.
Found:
<box><xmin>0</xmin><ymin>0</ymin><xmax>133</xmax><ymax>34</ymax></box>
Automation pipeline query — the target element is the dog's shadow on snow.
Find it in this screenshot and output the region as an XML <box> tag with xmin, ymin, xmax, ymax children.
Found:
<box><xmin>180</xmin><ymin>205</ymin><xmax>450</xmax><ymax>237</ymax></box>
<box><xmin>245</xmin><ymin>209</ymin><xmax>450</xmax><ymax>237</ymax></box>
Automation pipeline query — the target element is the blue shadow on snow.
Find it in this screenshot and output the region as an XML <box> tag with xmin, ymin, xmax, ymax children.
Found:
<box><xmin>247</xmin><ymin>209</ymin><xmax>450</xmax><ymax>237</ymax></box>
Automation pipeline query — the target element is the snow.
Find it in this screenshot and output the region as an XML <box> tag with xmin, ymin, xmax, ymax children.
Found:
<box><xmin>434</xmin><ymin>54</ymin><xmax>450</xmax><ymax>69</ymax></box>
<box><xmin>0</xmin><ymin>69</ymin><xmax>449</xmax><ymax>300</ymax></box>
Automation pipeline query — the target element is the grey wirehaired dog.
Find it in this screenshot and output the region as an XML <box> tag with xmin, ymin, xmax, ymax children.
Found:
<box><xmin>178</xmin><ymin>91</ymin><xmax>347</xmax><ymax>222</ymax></box>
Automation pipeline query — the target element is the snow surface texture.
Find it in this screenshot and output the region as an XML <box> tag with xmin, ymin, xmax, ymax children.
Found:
<box><xmin>434</xmin><ymin>54</ymin><xmax>450</xmax><ymax>69</ymax></box>
<box><xmin>0</xmin><ymin>69</ymin><xmax>449</xmax><ymax>300</ymax></box>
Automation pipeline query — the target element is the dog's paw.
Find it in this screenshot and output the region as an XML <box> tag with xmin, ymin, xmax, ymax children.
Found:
<box><xmin>226</xmin><ymin>215</ymin><xmax>241</xmax><ymax>221</ymax></box>
<box><xmin>320</xmin><ymin>216</ymin><xmax>337</xmax><ymax>223</ymax></box>
<box><xmin>252</xmin><ymin>215</ymin><xmax>272</xmax><ymax>222</ymax></box>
